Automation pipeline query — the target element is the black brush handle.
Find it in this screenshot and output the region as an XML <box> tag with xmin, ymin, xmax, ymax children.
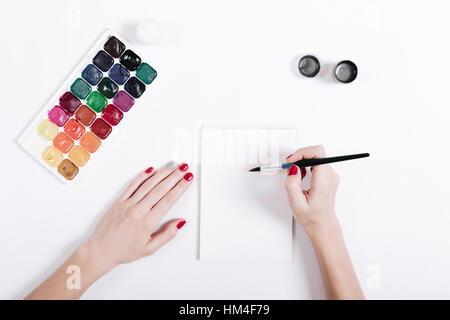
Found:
<box><xmin>284</xmin><ymin>153</ymin><xmax>370</xmax><ymax>169</ymax></box>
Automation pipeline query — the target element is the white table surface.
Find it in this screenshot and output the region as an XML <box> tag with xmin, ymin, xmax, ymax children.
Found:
<box><xmin>1</xmin><ymin>0</ymin><xmax>450</xmax><ymax>299</ymax></box>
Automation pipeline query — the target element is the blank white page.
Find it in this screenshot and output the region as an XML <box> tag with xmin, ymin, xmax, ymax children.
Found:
<box><xmin>200</xmin><ymin>126</ymin><xmax>294</xmax><ymax>262</ymax></box>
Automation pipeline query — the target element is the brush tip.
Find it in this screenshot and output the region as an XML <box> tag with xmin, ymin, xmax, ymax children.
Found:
<box><xmin>249</xmin><ymin>167</ymin><xmax>261</xmax><ymax>172</ymax></box>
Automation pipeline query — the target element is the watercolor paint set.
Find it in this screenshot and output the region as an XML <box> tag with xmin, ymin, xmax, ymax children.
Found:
<box><xmin>18</xmin><ymin>30</ymin><xmax>157</xmax><ymax>183</ymax></box>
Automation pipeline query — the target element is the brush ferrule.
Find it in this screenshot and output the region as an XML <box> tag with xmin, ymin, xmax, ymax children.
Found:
<box><xmin>259</xmin><ymin>164</ymin><xmax>282</xmax><ymax>175</ymax></box>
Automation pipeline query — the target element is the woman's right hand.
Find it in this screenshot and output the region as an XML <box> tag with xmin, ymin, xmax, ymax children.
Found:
<box><xmin>284</xmin><ymin>145</ymin><xmax>340</xmax><ymax>237</ymax></box>
<box><xmin>285</xmin><ymin>145</ymin><xmax>365</xmax><ymax>299</ymax></box>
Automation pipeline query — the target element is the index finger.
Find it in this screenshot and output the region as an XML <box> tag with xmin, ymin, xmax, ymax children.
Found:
<box><xmin>286</xmin><ymin>145</ymin><xmax>326</xmax><ymax>163</ymax></box>
<box><xmin>145</xmin><ymin>172</ymin><xmax>194</xmax><ymax>231</ymax></box>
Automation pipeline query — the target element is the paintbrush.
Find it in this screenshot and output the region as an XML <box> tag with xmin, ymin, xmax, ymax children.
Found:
<box><xmin>249</xmin><ymin>153</ymin><xmax>370</xmax><ymax>172</ymax></box>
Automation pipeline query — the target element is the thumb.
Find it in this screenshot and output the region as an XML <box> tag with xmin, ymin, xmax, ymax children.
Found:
<box><xmin>144</xmin><ymin>219</ymin><xmax>186</xmax><ymax>255</ymax></box>
<box><xmin>284</xmin><ymin>165</ymin><xmax>308</xmax><ymax>211</ymax></box>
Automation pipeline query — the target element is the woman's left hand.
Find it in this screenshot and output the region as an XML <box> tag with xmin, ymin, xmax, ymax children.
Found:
<box><xmin>25</xmin><ymin>161</ymin><xmax>193</xmax><ymax>300</ymax></box>
<box><xmin>84</xmin><ymin>161</ymin><xmax>193</xmax><ymax>271</ymax></box>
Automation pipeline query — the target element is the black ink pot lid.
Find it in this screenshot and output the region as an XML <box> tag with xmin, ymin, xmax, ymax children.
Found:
<box><xmin>333</xmin><ymin>60</ymin><xmax>358</xmax><ymax>83</ymax></box>
<box><xmin>298</xmin><ymin>55</ymin><xmax>321</xmax><ymax>78</ymax></box>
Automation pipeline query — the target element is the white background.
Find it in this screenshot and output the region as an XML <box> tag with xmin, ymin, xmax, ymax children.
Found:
<box><xmin>1</xmin><ymin>0</ymin><xmax>450</xmax><ymax>299</ymax></box>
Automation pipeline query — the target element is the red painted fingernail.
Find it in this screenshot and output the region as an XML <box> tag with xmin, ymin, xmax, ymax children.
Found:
<box><xmin>145</xmin><ymin>167</ymin><xmax>153</xmax><ymax>174</ymax></box>
<box><xmin>286</xmin><ymin>153</ymin><xmax>293</xmax><ymax>160</ymax></box>
<box><xmin>177</xmin><ymin>220</ymin><xmax>186</xmax><ymax>229</ymax></box>
<box><xmin>179</xmin><ymin>163</ymin><xmax>189</xmax><ymax>172</ymax></box>
<box><xmin>184</xmin><ymin>172</ymin><xmax>194</xmax><ymax>181</ymax></box>
<box><xmin>288</xmin><ymin>165</ymin><xmax>298</xmax><ymax>176</ymax></box>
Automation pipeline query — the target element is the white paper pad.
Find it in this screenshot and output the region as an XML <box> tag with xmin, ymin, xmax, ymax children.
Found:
<box><xmin>200</xmin><ymin>126</ymin><xmax>294</xmax><ymax>262</ymax></box>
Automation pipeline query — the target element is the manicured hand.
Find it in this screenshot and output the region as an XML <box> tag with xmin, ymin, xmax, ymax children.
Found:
<box><xmin>284</xmin><ymin>146</ymin><xmax>365</xmax><ymax>299</ymax></box>
<box><xmin>25</xmin><ymin>161</ymin><xmax>194</xmax><ymax>300</ymax></box>
<box><xmin>83</xmin><ymin>161</ymin><xmax>193</xmax><ymax>270</ymax></box>
<box><xmin>284</xmin><ymin>145</ymin><xmax>340</xmax><ymax>235</ymax></box>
